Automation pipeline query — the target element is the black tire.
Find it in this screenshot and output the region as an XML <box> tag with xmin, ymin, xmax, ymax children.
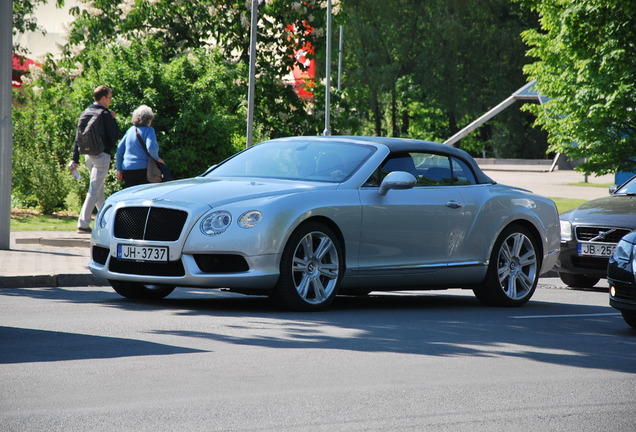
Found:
<box><xmin>109</xmin><ymin>280</ymin><xmax>175</xmax><ymax>300</ymax></box>
<box><xmin>473</xmin><ymin>224</ymin><xmax>540</xmax><ymax>307</ymax></box>
<box><xmin>621</xmin><ymin>311</ymin><xmax>636</xmax><ymax>329</ymax></box>
<box><xmin>558</xmin><ymin>272</ymin><xmax>600</xmax><ymax>288</ymax></box>
<box><xmin>270</xmin><ymin>222</ymin><xmax>343</xmax><ymax>311</ymax></box>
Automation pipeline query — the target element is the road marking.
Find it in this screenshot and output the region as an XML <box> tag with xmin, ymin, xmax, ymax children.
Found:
<box><xmin>510</xmin><ymin>312</ymin><xmax>621</xmax><ymax>319</ymax></box>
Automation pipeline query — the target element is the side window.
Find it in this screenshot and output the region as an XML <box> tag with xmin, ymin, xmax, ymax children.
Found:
<box><xmin>414</xmin><ymin>154</ymin><xmax>477</xmax><ymax>186</ymax></box>
<box><xmin>362</xmin><ymin>152</ymin><xmax>417</xmax><ymax>186</ymax></box>
<box><xmin>363</xmin><ymin>152</ymin><xmax>477</xmax><ymax>187</ymax></box>
<box><xmin>415</xmin><ymin>154</ymin><xmax>452</xmax><ymax>186</ymax></box>
<box><xmin>450</xmin><ymin>157</ymin><xmax>477</xmax><ymax>185</ymax></box>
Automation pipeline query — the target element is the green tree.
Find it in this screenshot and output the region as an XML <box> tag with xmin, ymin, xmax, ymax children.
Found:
<box><xmin>63</xmin><ymin>0</ymin><xmax>333</xmax><ymax>138</ymax></box>
<box><xmin>521</xmin><ymin>0</ymin><xmax>636</xmax><ymax>175</ymax></box>
<box><xmin>340</xmin><ymin>0</ymin><xmax>546</xmax><ymax>157</ymax></box>
<box><xmin>73</xmin><ymin>39</ymin><xmax>248</xmax><ymax>178</ymax></box>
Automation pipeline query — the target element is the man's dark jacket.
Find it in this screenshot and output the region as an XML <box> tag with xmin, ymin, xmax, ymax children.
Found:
<box><xmin>72</xmin><ymin>104</ymin><xmax>120</xmax><ymax>163</ymax></box>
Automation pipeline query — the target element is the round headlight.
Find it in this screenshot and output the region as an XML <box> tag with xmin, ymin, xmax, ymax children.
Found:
<box><xmin>238</xmin><ymin>210</ymin><xmax>262</xmax><ymax>228</ymax></box>
<box><xmin>99</xmin><ymin>205</ymin><xmax>114</xmax><ymax>230</ymax></box>
<box><xmin>200</xmin><ymin>210</ymin><xmax>232</xmax><ymax>235</ymax></box>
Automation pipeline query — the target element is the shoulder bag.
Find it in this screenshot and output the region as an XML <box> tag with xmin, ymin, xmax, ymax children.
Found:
<box><xmin>135</xmin><ymin>128</ymin><xmax>170</xmax><ymax>183</ymax></box>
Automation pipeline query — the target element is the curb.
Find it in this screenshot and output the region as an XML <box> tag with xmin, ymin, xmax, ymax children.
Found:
<box><xmin>15</xmin><ymin>237</ymin><xmax>90</xmax><ymax>248</ymax></box>
<box><xmin>0</xmin><ymin>273</ymin><xmax>108</xmax><ymax>289</ymax></box>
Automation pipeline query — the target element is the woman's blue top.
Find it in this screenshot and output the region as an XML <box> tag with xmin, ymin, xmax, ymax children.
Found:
<box><xmin>116</xmin><ymin>125</ymin><xmax>160</xmax><ymax>171</ymax></box>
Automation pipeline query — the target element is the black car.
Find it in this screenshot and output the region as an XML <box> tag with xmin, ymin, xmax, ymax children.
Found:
<box><xmin>557</xmin><ymin>176</ymin><xmax>636</xmax><ymax>287</ymax></box>
<box><xmin>608</xmin><ymin>231</ymin><xmax>636</xmax><ymax>328</ymax></box>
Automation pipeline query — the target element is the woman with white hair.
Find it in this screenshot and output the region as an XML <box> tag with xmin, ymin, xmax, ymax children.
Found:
<box><xmin>115</xmin><ymin>104</ymin><xmax>165</xmax><ymax>188</ymax></box>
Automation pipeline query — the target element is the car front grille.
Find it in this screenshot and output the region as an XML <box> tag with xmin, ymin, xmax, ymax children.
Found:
<box><xmin>114</xmin><ymin>207</ymin><xmax>188</xmax><ymax>241</ymax></box>
<box><xmin>109</xmin><ymin>257</ymin><xmax>185</xmax><ymax>276</ymax></box>
<box><xmin>575</xmin><ymin>226</ymin><xmax>631</xmax><ymax>244</ymax></box>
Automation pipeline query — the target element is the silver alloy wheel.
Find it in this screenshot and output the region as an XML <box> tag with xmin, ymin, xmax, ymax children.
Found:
<box><xmin>291</xmin><ymin>231</ymin><xmax>340</xmax><ymax>305</ymax></box>
<box><xmin>496</xmin><ymin>232</ymin><xmax>537</xmax><ymax>300</ymax></box>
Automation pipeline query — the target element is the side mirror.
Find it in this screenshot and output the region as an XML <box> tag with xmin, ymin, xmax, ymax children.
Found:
<box><xmin>378</xmin><ymin>171</ymin><xmax>417</xmax><ymax>196</ymax></box>
<box><xmin>610</xmin><ymin>185</ymin><xmax>618</xmax><ymax>194</ymax></box>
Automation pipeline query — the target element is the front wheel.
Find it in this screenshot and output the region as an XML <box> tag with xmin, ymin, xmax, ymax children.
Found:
<box><xmin>270</xmin><ymin>222</ymin><xmax>343</xmax><ymax>311</ymax></box>
<box><xmin>621</xmin><ymin>311</ymin><xmax>636</xmax><ymax>329</ymax></box>
<box><xmin>109</xmin><ymin>280</ymin><xmax>175</xmax><ymax>300</ymax></box>
<box><xmin>473</xmin><ymin>225</ymin><xmax>540</xmax><ymax>307</ymax></box>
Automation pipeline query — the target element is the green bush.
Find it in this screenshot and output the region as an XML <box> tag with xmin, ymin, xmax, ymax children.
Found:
<box><xmin>12</xmin><ymin>39</ymin><xmax>249</xmax><ymax>212</ymax></box>
<box><xmin>74</xmin><ymin>40</ymin><xmax>247</xmax><ymax>178</ymax></box>
<box><xmin>12</xmin><ymin>83</ymin><xmax>73</xmax><ymax>213</ymax></box>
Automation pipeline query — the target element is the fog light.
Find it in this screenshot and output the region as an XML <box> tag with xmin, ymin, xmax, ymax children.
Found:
<box><xmin>610</xmin><ymin>286</ymin><xmax>616</xmax><ymax>297</ymax></box>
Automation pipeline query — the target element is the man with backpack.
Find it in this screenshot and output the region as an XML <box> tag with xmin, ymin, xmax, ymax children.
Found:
<box><xmin>70</xmin><ymin>85</ymin><xmax>120</xmax><ymax>234</ymax></box>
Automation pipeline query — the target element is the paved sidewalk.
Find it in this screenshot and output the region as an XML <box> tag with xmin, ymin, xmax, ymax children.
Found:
<box><xmin>0</xmin><ymin>165</ymin><xmax>618</xmax><ymax>289</ymax></box>
<box><xmin>0</xmin><ymin>231</ymin><xmax>105</xmax><ymax>288</ymax></box>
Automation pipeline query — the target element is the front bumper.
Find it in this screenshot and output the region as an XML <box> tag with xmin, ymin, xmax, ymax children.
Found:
<box><xmin>555</xmin><ymin>241</ymin><xmax>610</xmax><ymax>277</ymax></box>
<box><xmin>89</xmin><ymin>243</ymin><xmax>280</xmax><ymax>290</ymax></box>
<box><xmin>609</xmin><ymin>278</ymin><xmax>636</xmax><ymax>312</ymax></box>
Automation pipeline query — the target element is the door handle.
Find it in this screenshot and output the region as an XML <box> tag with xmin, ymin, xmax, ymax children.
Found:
<box><xmin>446</xmin><ymin>200</ymin><xmax>463</xmax><ymax>209</ymax></box>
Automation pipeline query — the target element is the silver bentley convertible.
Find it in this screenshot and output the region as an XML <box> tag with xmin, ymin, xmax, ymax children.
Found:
<box><xmin>89</xmin><ymin>136</ymin><xmax>560</xmax><ymax>311</ymax></box>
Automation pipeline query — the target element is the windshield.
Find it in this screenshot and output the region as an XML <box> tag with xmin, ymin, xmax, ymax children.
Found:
<box><xmin>615</xmin><ymin>176</ymin><xmax>636</xmax><ymax>194</ymax></box>
<box><xmin>205</xmin><ymin>139</ymin><xmax>376</xmax><ymax>182</ymax></box>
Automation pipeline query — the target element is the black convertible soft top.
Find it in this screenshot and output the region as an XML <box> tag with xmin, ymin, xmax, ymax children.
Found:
<box><xmin>295</xmin><ymin>135</ymin><xmax>495</xmax><ymax>185</ymax></box>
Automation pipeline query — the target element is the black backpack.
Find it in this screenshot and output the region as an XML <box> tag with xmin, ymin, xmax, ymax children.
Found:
<box><xmin>76</xmin><ymin>106</ymin><xmax>105</xmax><ymax>155</ymax></box>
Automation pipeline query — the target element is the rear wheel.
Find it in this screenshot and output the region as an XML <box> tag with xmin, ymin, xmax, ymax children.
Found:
<box><xmin>473</xmin><ymin>225</ymin><xmax>540</xmax><ymax>307</ymax></box>
<box><xmin>109</xmin><ymin>280</ymin><xmax>175</xmax><ymax>300</ymax></box>
<box><xmin>270</xmin><ymin>222</ymin><xmax>343</xmax><ymax>311</ymax></box>
<box><xmin>621</xmin><ymin>311</ymin><xmax>636</xmax><ymax>329</ymax></box>
<box><xmin>558</xmin><ymin>272</ymin><xmax>600</xmax><ymax>288</ymax></box>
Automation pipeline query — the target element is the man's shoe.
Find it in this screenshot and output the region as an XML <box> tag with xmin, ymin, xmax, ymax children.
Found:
<box><xmin>77</xmin><ymin>227</ymin><xmax>92</xmax><ymax>234</ymax></box>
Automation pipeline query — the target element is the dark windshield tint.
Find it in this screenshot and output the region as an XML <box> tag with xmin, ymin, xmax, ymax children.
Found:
<box><xmin>205</xmin><ymin>140</ymin><xmax>376</xmax><ymax>182</ymax></box>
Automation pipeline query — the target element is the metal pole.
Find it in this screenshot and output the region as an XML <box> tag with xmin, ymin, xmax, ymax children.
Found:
<box><xmin>322</xmin><ymin>0</ymin><xmax>332</xmax><ymax>136</ymax></box>
<box><xmin>443</xmin><ymin>96</ymin><xmax>516</xmax><ymax>147</ymax></box>
<box><xmin>337</xmin><ymin>25</ymin><xmax>343</xmax><ymax>92</ymax></box>
<box><xmin>246</xmin><ymin>0</ymin><xmax>259</xmax><ymax>148</ymax></box>
<box><xmin>0</xmin><ymin>0</ymin><xmax>13</xmax><ymax>250</ymax></box>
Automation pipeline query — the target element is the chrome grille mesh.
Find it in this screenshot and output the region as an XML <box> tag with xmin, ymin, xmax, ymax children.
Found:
<box><xmin>114</xmin><ymin>207</ymin><xmax>188</xmax><ymax>241</ymax></box>
<box><xmin>575</xmin><ymin>226</ymin><xmax>631</xmax><ymax>243</ymax></box>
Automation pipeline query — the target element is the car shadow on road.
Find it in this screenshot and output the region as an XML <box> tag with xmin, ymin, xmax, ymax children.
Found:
<box><xmin>1</xmin><ymin>287</ymin><xmax>634</xmax><ymax>373</ymax></box>
<box><xmin>0</xmin><ymin>325</ymin><xmax>207</xmax><ymax>364</ymax></box>
<box><xmin>127</xmin><ymin>289</ymin><xmax>636</xmax><ymax>374</ymax></box>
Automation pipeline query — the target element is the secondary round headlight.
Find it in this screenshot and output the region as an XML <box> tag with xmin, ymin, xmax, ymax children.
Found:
<box><xmin>200</xmin><ymin>210</ymin><xmax>232</xmax><ymax>235</ymax></box>
<box><xmin>238</xmin><ymin>210</ymin><xmax>262</xmax><ymax>228</ymax></box>
<box><xmin>99</xmin><ymin>205</ymin><xmax>114</xmax><ymax>230</ymax></box>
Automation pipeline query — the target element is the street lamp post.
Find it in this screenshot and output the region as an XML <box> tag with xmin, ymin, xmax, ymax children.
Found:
<box><xmin>0</xmin><ymin>0</ymin><xmax>13</xmax><ymax>250</ymax></box>
<box><xmin>246</xmin><ymin>0</ymin><xmax>260</xmax><ymax>148</ymax></box>
<box><xmin>323</xmin><ymin>0</ymin><xmax>332</xmax><ymax>136</ymax></box>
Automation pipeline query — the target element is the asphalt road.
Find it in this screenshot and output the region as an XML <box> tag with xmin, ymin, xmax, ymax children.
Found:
<box><xmin>1</xmin><ymin>281</ymin><xmax>635</xmax><ymax>432</ymax></box>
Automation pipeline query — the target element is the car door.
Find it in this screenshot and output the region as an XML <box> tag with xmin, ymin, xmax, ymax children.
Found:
<box><xmin>357</xmin><ymin>152</ymin><xmax>471</xmax><ymax>273</ymax></box>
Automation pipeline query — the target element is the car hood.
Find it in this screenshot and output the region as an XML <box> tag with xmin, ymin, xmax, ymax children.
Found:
<box><xmin>564</xmin><ymin>195</ymin><xmax>636</xmax><ymax>227</ymax></box>
<box><xmin>108</xmin><ymin>177</ymin><xmax>336</xmax><ymax>207</ymax></box>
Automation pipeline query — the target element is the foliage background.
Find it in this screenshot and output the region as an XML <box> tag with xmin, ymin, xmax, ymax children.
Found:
<box><xmin>520</xmin><ymin>0</ymin><xmax>636</xmax><ymax>175</ymax></box>
<box><xmin>13</xmin><ymin>0</ymin><xmax>631</xmax><ymax>212</ymax></box>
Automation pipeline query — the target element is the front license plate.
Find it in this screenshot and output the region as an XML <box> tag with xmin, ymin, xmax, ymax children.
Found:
<box><xmin>117</xmin><ymin>244</ymin><xmax>168</xmax><ymax>262</ymax></box>
<box><xmin>577</xmin><ymin>243</ymin><xmax>615</xmax><ymax>257</ymax></box>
